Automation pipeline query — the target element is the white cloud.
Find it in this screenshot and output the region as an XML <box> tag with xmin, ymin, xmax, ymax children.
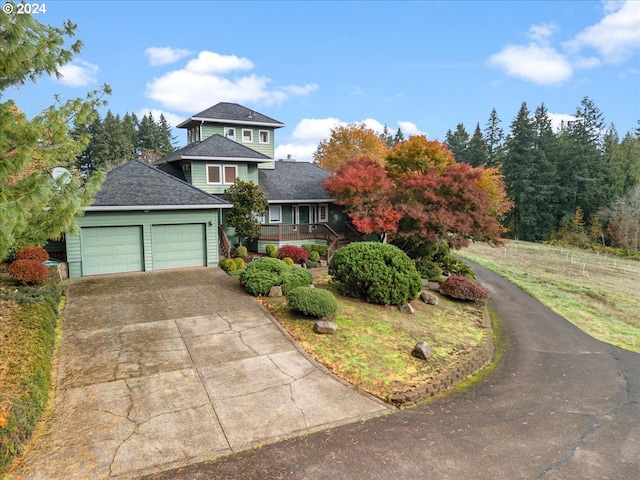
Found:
<box><xmin>548</xmin><ymin>113</ymin><xmax>577</xmax><ymax>132</ymax></box>
<box><xmin>568</xmin><ymin>0</ymin><xmax>640</xmax><ymax>63</ymax></box>
<box><xmin>397</xmin><ymin>121</ymin><xmax>424</xmax><ymax>136</ymax></box>
<box><xmin>146</xmin><ymin>50</ymin><xmax>316</xmax><ymax>112</ymax></box>
<box><xmin>274</xmin><ymin>143</ymin><xmax>318</xmax><ymax>163</ymax></box>
<box><xmin>488</xmin><ymin>43</ymin><xmax>572</xmax><ymax>85</ymax></box>
<box><xmin>136</xmin><ymin>108</ymin><xmax>183</xmax><ymax>129</ymax></box>
<box><xmin>55</xmin><ymin>60</ymin><xmax>99</xmax><ymax>87</ymax></box>
<box><xmin>291</xmin><ymin>117</ymin><xmax>344</xmax><ymax>141</ymax></box>
<box><xmin>527</xmin><ymin>23</ymin><xmax>558</xmax><ymax>43</ymax></box>
<box><xmin>145</xmin><ymin>47</ymin><xmax>192</xmax><ymax>66</ymax></box>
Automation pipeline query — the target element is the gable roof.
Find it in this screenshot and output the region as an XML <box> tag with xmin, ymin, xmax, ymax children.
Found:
<box><xmin>88</xmin><ymin>160</ymin><xmax>229</xmax><ymax>211</ymax></box>
<box><xmin>258</xmin><ymin>161</ymin><xmax>334</xmax><ymax>202</ymax></box>
<box><xmin>177</xmin><ymin>102</ymin><xmax>285</xmax><ymax>129</ymax></box>
<box><xmin>155</xmin><ymin>134</ymin><xmax>272</xmax><ymax>165</ymax></box>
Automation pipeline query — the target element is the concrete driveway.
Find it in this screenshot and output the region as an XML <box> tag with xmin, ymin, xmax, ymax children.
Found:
<box><xmin>13</xmin><ymin>268</ymin><xmax>390</xmax><ymax>479</ymax></box>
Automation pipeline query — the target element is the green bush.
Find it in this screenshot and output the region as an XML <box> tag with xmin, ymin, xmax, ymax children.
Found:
<box><xmin>265</xmin><ymin>244</ymin><xmax>278</xmax><ymax>258</ymax></box>
<box><xmin>309</xmin><ymin>250</ymin><xmax>320</xmax><ymax>262</ymax></box>
<box><xmin>282</xmin><ymin>257</ymin><xmax>294</xmax><ymax>266</ymax></box>
<box><xmin>329</xmin><ymin>242</ymin><xmax>422</xmax><ymax>306</ymax></box>
<box><xmin>219</xmin><ymin>258</ymin><xmax>237</xmax><ymax>273</ymax></box>
<box><xmin>306</xmin><ymin>260</ymin><xmax>320</xmax><ymax>268</ymax></box>
<box><xmin>281</xmin><ymin>267</ymin><xmax>313</xmax><ymax>294</ymax></box>
<box><xmin>286</xmin><ymin>286</ymin><xmax>338</xmax><ymax>318</ymax></box>
<box><xmin>415</xmin><ymin>259</ymin><xmax>442</xmax><ymax>281</ymax></box>
<box><xmin>234</xmin><ymin>257</ymin><xmax>245</xmax><ymax>270</ymax></box>
<box><xmin>302</xmin><ymin>244</ymin><xmax>328</xmax><ymax>258</ymax></box>
<box><xmin>235</xmin><ymin>245</ymin><xmax>248</xmax><ymax>258</ymax></box>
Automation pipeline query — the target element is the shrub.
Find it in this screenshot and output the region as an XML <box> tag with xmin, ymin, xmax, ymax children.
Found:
<box><xmin>415</xmin><ymin>259</ymin><xmax>442</xmax><ymax>281</ymax></box>
<box><xmin>219</xmin><ymin>258</ymin><xmax>237</xmax><ymax>273</ymax></box>
<box><xmin>329</xmin><ymin>242</ymin><xmax>422</xmax><ymax>306</ymax></box>
<box><xmin>240</xmin><ymin>257</ymin><xmax>290</xmax><ymax>296</ymax></box>
<box><xmin>286</xmin><ymin>287</ymin><xmax>338</xmax><ymax>318</ymax></box>
<box><xmin>282</xmin><ymin>257</ymin><xmax>294</xmax><ymax>266</ymax></box>
<box><xmin>306</xmin><ymin>260</ymin><xmax>320</xmax><ymax>268</ymax></box>
<box><xmin>17</xmin><ymin>246</ymin><xmax>49</xmax><ymax>262</ymax></box>
<box><xmin>439</xmin><ymin>255</ymin><xmax>475</xmax><ymax>279</ymax></box>
<box><xmin>281</xmin><ymin>267</ymin><xmax>313</xmax><ymax>294</ymax></box>
<box><xmin>235</xmin><ymin>245</ymin><xmax>248</xmax><ymax>258</ymax></box>
<box><xmin>302</xmin><ymin>244</ymin><xmax>329</xmax><ymax>258</ymax></box>
<box><xmin>234</xmin><ymin>257</ymin><xmax>245</xmax><ymax>270</ymax></box>
<box><xmin>309</xmin><ymin>250</ymin><xmax>320</xmax><ymax>262</ymax></box>
<box><xmin>278</xmin><ymin>245</ymin><xmax>309</xmax><ymax>264</ymax></box>
<box><xmin>439</xmin><ymin>275</ymin><xmax>488</xmax><ymax>300</ymax></box>
<box><xmin>8</xmin><ymin>259</ymin><xmax>49</xmax><ymax>285</ymax></box>
<box><xmin>265</xmin><ymin>244</ymin><xmax>278</xmax><ymax>258</ymax></box>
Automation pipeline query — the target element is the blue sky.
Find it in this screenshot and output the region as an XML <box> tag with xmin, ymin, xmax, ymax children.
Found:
<box><xmin>6</xmin><ymin>0</ymin><xmax>640</xmax><ymax>162</ymax></box>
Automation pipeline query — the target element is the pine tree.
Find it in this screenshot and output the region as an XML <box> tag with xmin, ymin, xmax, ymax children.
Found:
<box><xmin>484</xmin><ymin>108</ymin><xmax>504</xmax><ymax>168</ymax></box>
<box><xmin>0</xmin><ymin>12</ymin><xmax>108</xmax><ymax>259</ymax></box>
<box><xmin>445</xmin><ymin>123</ymin><xmax>470</xmax><ymax>164</ymax></box>
<box><xmin>466</xmin><ymin>123</ymin><xmax>489</xmax><ymax>167</ymax></box>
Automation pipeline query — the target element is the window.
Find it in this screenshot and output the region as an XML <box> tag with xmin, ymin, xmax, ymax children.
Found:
<box><xmin>225</xmin><ymin>127</ymin><xmax>236</xmax><ymax>141</ymax></box>
<box><xmin>242</xmin><ymin>129</ymin><xmax>253</xmax><ymax>143</ymax></box>
<box><xmin>269</xmin><ymin>205</ymin><xmax>282</xmax><ymax>223</ymax></box>
<box><xmin>207</xmin><ymin>165</ymin><xmax>221</xmax><ymax>184</ymax></box>
<box><xmin>188</xmin><ymin>127</ymin><xmax>200</xmax><ymax>144</ymax></box>
<box><xmin>223</xmin><ymin>165</ymin><xmax>238</xmax><ymax>185</ymax></box>
<box><xmin>318</xmin><ymin>203</ymin><xmax>328</xmax><ymax>222</ymax></box>
<box><xmin>259</xmin><ymin>130</ymin><xmax>270</xmax><ymax>144</ymax></box>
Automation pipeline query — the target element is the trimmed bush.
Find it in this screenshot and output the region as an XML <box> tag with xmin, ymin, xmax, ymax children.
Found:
<box><xmin>281</xmin><ymin>267</ymin><xmax>313</xmax><ymax>295</ymax></box>
<box><xmin>302</xmin><ymin>244</ymin><xmax>329</xmax><ymax>258</ymax></box>
<box><xmin>309</xmin><ymin>250</ymin><xmax>320</xmax><ymax>262</ymax></box>
<box><xmin>305</xmin><ymin>260</ymin><xmax>320</xmax><ymax>268</ymax></box>
<box><xmin>278</xmin><ymin>245</ymin><xmax>309</xmax><ymax>264</ymax></box>
<box><xmin>234</xmin><ymin>257</ymin><xmax>245</xmax><ymax>270</ymax></box>
<box><xmin>415</xmin><ymin>259</ymin><xmax>442</xmax><ymax>281</ymax></box>
<box><xmin>282</xmin><ymin>257</ymin><xmax>294</xmax><ymax>266</ymax></box>
<box><xmin>17</xmin><ymin>246</ymin><xmax>49</xmax><ymax>262</ymax></box>
<box><xmin>265</xmin><ymin>244</ymin><xmax>278</xmax><ymax>258</ymax></box>
<box><xmin>329</xmin><ymin>242</ymin><xmax>422</xmax><ymax>306</ymax></box>
<box><xmin>219</xmin><ymin>258</ymin><xmax>237</xmax><ymax>273</ymax></box>
<box><xmin>286</xmin><ymin>286</ymin><xmax>338</xmax><ymax>318</ymax></box>
<box><xmin>235</xmin><ymin>245</ymin><xmax>248</xmax><ymax>258</ymax></box>
<box><xmin>8</xmin><ymin>259</ymin><xmax>49</xmax><ymax>285</ymax></box>
<box><xmin>439</xmin><ymin>275</ymin><xmax>488</xmax><ymax>300</ymax></box>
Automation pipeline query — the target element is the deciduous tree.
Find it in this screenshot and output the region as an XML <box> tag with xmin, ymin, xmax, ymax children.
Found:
<box><xmin>224</xmin><ymin>179</ymin><xmax>268</xmax><ymax>245</ymax></box>
<box><xmin>313</xmin><ymin>123</ymin><xmax>388</xmax><ymax>171</ymax></box>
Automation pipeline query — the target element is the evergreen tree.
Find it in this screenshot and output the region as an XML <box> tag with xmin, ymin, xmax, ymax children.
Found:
<box><xmin>445</xmin><ymin>123</ymin><xmax>469</xmax><ymax>163</ymax></box>
<box><xmin>0</xmin><ymin>11</ymin><xmax>108</xmax><ymax>259</ymax></box>
<box><xmin>393</xmin><ymin>127</ymin><xmax>405</xmax><ymax>145</ymax></box>
<box><xmin>484</xmin><ymin>108</ymin><xmax>504</xmax><ymax>168</ymax></box>
<box><xmin>380</xmin><ymin>125</ymin><xmax>394</xmax><ymax>147</ymax></box>
<box><xmin>466</xmin><ymin>123</ymin><xmax>489</xmax><ymax>167</ymax></box>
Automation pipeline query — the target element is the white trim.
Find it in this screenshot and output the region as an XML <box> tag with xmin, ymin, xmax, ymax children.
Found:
<box><xmin>181</xmin><ymin>155</ymin><xmax>272</xmax><ymax>162</ymax></box>
<box><xmin>268</xmin><ymin>205</ymin><xmax>282</xmax><ymax>223</ymax></box>
<box><xmin>318</xmin><ymin>203</ymin><xmax>329</xmax><ymax>222</ymax></box>
<box><xmin>242</xmin><ymin>129</ymin><xmax>253</xmax><ymax>143</ymax></box>
<box><xmin>206</xmin><ymin>164</ymin><xmax>222</xmax><ymax>184</ymax></box>
<box><xmin>224</xmin><ymin>127</ymin><xmax>236</xmax><ymax>141</ymax></box>
<box><xmin>258</xmin><ymin>130</ymin><xmax>270</xmax><ymax>144</ymax></box>
<box><xmin>86</xmin><ymin>205</ymin><xmax>231</xmax><ymax>211</ymax></box>
<box><xmin>267</xmin><ymin>199</ymin><xmax>335</xmax><ymax>204</ymax></box>
<box><xmin>178</xmin><ymin>117</ymin><xmax>284</xmax><ymax>128</ymax></box>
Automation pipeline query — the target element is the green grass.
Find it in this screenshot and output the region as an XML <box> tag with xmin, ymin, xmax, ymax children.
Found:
<box><xmin>262</xmin><ymin>274</ymin><xmax>487</xmax><ymax>401</ymax></box>
<box><xmin>458</xmin><ymin>241</ymin><xmax>640</xmax><ymax>353</ymax></box>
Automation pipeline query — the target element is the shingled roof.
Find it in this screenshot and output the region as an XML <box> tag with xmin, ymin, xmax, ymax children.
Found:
<box><xmin>156</xmin><ymin>134</ymin><xmax>272</xmax><ymax>165</ymax></box>
<box><xmin>258</xmin><ymin>161</ymin><xmax>334</xmax><ymax>202</ymax></box>
<box><xmin>88</xmin><ymin>160</ymin><xmax>229</xmax><ymax>210</ymax></box>
<box><xmin>177</xmin><ymin>102</ymin><xmax>285</xmax><ymax>129</ymax></box>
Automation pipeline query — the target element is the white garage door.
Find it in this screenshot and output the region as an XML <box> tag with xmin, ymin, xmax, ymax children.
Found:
<box><xmin>81</xmin><ymin>226</ymin><xmax>144</xmax><ymax>276</ymax></box>
<box><xmin>151</xmin><ymin>224</ymin><xmax>206</xmax><ymax>270</ymax></box>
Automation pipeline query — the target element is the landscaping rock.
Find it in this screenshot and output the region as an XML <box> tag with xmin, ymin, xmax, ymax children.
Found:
<box><xmin>412</xmin><ymin>341</ymin><xmax>434</xmax><ymax>360</ymax></box>
<box><xmin>268</xmin><ymin>285</ymin><xmax>283</xmax><ymax>297</ymax></box>
<box><xmin>399</xmin><ymin>302</ymin><xmax>415</xmax><ymax>314</ymax></box>
<box><xmin>320</xmin><ymin>260</ymin><xmax>327</xmax><ymax>267</ymax></box>
<box><xmin>313</xmin><ymin>321</ymin><xmax>338</xmax><ymax>334</ymax></box>
<box><xmin>420</xmin><ymin>290</ymin><xmax>439</xmax><ymax>305</ymax></box>
<box><xmin>309</xmin><ymin>283</ymin><xmax>315</xmax><ymax>288</ymax></box>
<box><xmin>423</xmin><ymin>280</ymin><xmax>441</xmax><ymax>292</ymax></box>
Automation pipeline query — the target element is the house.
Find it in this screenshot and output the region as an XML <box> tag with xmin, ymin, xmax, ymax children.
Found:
<box><xmin>65</xmin><ymin>102</ymin><xmax>354</xmax><ymax>278</ymax></box>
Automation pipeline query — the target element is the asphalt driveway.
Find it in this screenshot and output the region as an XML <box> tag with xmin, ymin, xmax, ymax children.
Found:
<box><xmin>142</xmin><ymin>262</ymin><xmax>640</xmax><ymax>480</ymax></box>
<box><xmin>13</xmin><ymin>268</ymin><xmax>390</xmax><ymax>479</ymax></box>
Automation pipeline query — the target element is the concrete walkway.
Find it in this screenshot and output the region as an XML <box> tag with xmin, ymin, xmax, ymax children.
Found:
<box><xmin>141</xmin><ymin>261</ymin><xmax>640</xmax><ymax>480</ymax></box>
<box><xmin>13</xmin><ymin>269</ymin><xmax>391</xmax><ymax>479</ymax></box>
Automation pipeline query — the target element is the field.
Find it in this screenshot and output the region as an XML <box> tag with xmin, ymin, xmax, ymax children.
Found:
<box><xmin>458</xmin><ymin>241</ymin><xmax>640</xmax><ymax>353</ymax></box>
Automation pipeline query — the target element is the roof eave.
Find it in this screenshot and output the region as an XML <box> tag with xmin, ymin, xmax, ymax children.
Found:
<box><xmin>86</xmin><ymin>204</ymin><xmax>231</xmax><ymax>212</ymax></box>
<box><xmin>178</xmin><ymin>117</ymin><xmax>284</xmax><ymax>129</ymax></box>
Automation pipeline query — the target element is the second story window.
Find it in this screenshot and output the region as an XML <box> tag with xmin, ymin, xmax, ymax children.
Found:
<box><xmin>259</xmin><ymin>130</ymin><xmax>270</xmax><ymax>144</ymax></box>
<box><xmin>242</xmin><ymin>129</ymin><xmax>253</xmax><ymax>143</ymax></box>
<box><xmin>188</xmin><ymin>127</ymin><xmax>200</xmax><ymax>144</ymax></box>
<box><xmin>225</xmin><ymin>127</ymin><xmax>236</xmax><ymax>141</ymax></box>
<box><xmin>223</xmin><ymin>165</ymin><xmax>238</xmax><ymax>185</ymax></box>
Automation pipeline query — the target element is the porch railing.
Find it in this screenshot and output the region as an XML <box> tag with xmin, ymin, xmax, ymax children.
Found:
<box><xmin>218</xmin><ymin>225</ymin><xmax>232</xmax><ymax>259</ymax></box>
<box><xmin>259</xmin><ymin>223</ymin><xmax>339</xmax><ymax>243</ymax></box>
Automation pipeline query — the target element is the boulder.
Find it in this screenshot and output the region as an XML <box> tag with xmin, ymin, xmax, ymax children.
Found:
<box><xmin>412</xmin><ymin>341</ymin><xmax>434</xmax><ymax>360</ymax></box>
<box><xmin>313</xmin><ymin>321</ymin><xmax>338</xmax><ymax>334</ymax></box>
<box><xmin>268</xmin><ymin>285</ymin><xmax>283</xmax><ymax>297</ymax></box>
<box><xmin>420</xmin><ymin>290</ymin><xmax>439</xmax><ymax>305</ymax></box>
<box><xmin>399</xmin><ymin>302</ymin><xmax>415</xmax><ymax>314</ymax></box>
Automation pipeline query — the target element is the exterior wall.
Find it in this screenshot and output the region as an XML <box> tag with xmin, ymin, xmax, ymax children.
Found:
<box><xmin>190</xmin><ymin>161</ymin><xmax>252</xmax><ymax>194</ymax></box>
<box><xmin>198</xmin><ymin>123</ymin><xmax>276</xmax><ymax>170</ymax></box>
<box><xmin>328</xmin><ymin>203</ymin><xmax>348</xmax><ymax>233</ymax></box>
<box><xmin>66</xmin><ymin>209</ymin><xmax>220</xmax><ymax>278</ymax></box>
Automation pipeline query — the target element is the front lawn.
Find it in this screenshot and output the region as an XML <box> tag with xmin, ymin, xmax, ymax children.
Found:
<box><xmin>260</xmin><ymin>273</ymin><xmax>488</xmax><ymax>402</ymax></box>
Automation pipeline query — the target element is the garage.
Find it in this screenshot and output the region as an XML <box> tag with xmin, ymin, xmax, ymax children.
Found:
<box><xmin>80</xmin><ymin>226</ymin><xmax>144</xmax><ymax>276</ymax></box>
<box><xmin>152</xmin><ymin>223</ymin><xmax>206</xmax><ymax>270</ymax></box>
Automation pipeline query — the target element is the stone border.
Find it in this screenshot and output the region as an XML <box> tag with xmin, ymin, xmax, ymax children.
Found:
<box><xmin>389</xmin><ymin>302</ymin><xmax>494</xmax><ymax>406</ymax></box>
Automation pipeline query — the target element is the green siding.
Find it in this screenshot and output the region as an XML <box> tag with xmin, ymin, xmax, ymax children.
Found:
<box><xmin>190</xmin><ymin>161</ymin><xmax>253</xmax><ymax>194</ymax></box>
<box><xmin>66</xmin><ymin>210</ymin><xmax>220</xmax><ymax>278</ymax></box>
<box><xmin>201</xmin><ymin>124</ymin><xmax>224</xmax><ymax>139</ymax></box>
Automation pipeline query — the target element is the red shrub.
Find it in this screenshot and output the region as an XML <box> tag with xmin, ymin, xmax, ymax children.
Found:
<box><xmin>8</xmin><ymin>259</ymin><xmax>49</xmax><ymax>285</ymax></box>
<box><xmin>17</xmin><ymin>246</ymin><xmax>49</xmax><ymax>262</ymax></box>
<box><xmin>439</xmin><ymin>275</ymin><xmax>488</xmax><ymax>300</ymax></box>
<box><xmin>277</xmin><ymin>245</ymin><xmax>309</xmax><ymax>264</ymax></box>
